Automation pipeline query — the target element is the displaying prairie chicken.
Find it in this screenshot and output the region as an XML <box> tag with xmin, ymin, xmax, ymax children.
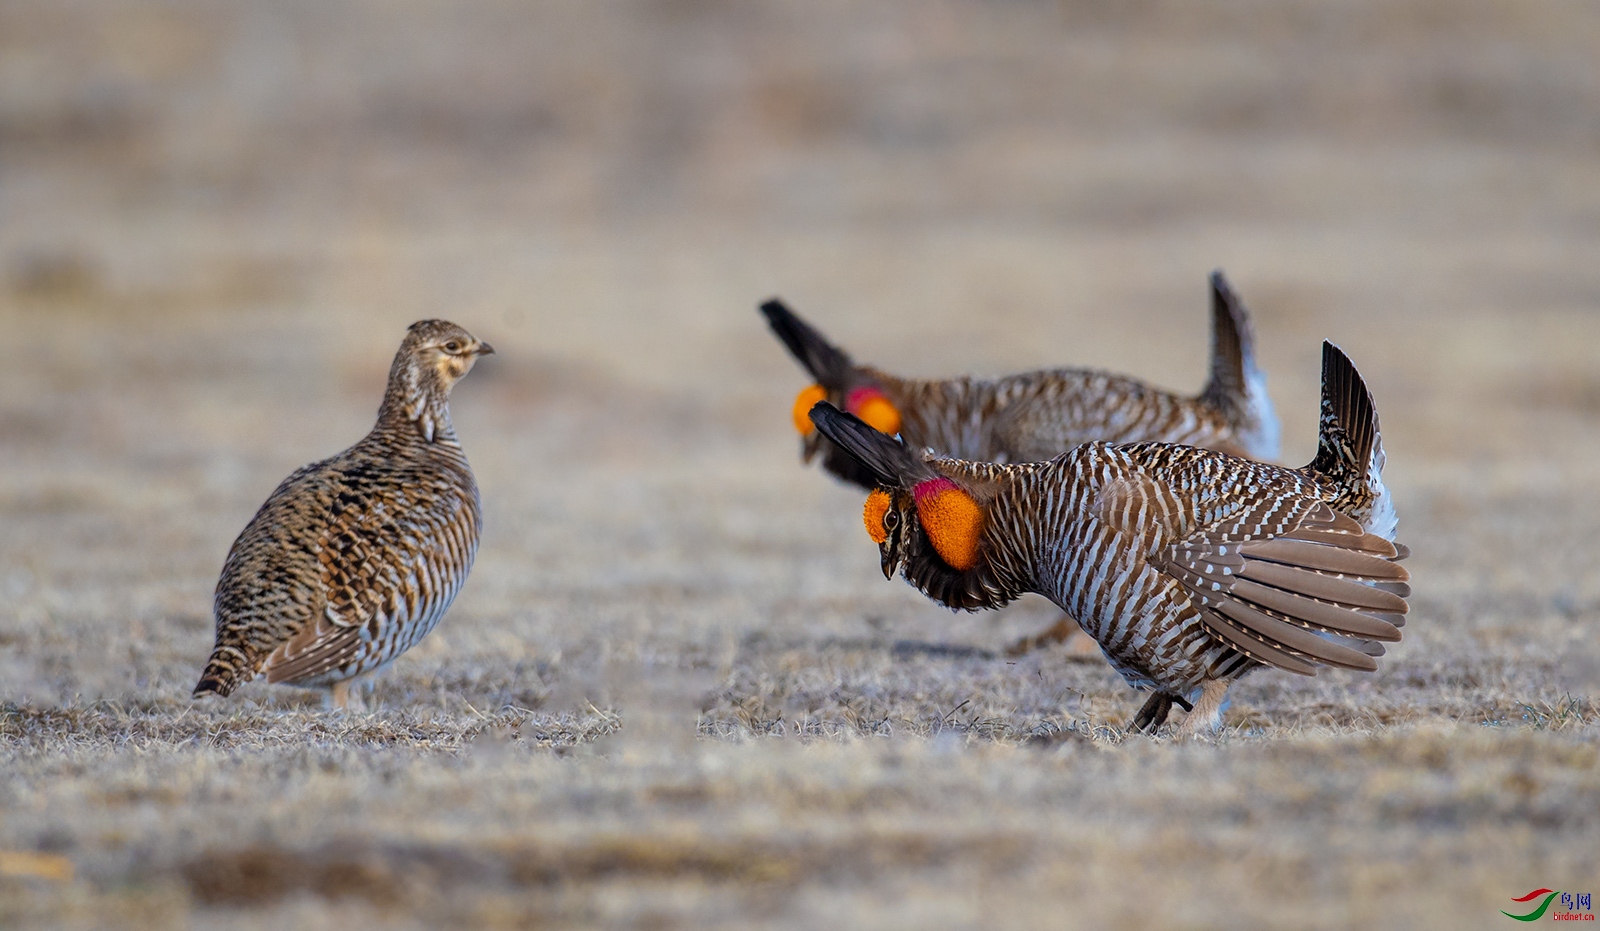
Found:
<box><xmin>765</xmin><ymin>270</ymin><xmax>1281</xmax><ymax>655</ymax></box>
<box><xmin>809</xmin><ymin>342</ymin><xmax>1409</xmax><ymax>736</ymax></box>
<box><xmin>763</xmin><ymin>270</ymin><xmax>1281</xmax><ymax>489</ymax></box>
<box><xmin>194</xmin><ymin>320</ymin><xmax>493</xmax><ymax>709</ymax></box>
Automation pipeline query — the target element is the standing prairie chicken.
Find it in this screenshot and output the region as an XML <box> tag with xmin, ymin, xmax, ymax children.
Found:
<box><xmin>193</xmin><ymin>320</ymin><xmax>493</xmax><ymax>709</ymax></box>
<box><xmin>809</xmin><ymin>342</ymin><xmax>1409</xmax><ymax>736</ymax></box>
<box><xmin>765</xmin><ymin>270</ymin><xmax>1281</xmax><ymax>655</ymax></box>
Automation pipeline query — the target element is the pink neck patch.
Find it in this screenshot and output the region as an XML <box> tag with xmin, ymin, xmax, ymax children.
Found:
<box><xmin>846</xmin><ymin>386</ymin><xmax>886</xmax><ymax>412</ymax></box>
<box><xmin>913</xmin><ymin>477</ymin><xmax>959</xmax><ymax>504</ymax></box>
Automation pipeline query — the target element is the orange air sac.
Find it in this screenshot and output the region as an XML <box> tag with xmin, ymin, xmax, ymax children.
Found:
<box><xmin>912</xmin><ymin>478</ymin><xmax>983</xmax><ymax>570</ymax></box>
<box><xmin>792</xmin><ymin>385</ymin><xmax>828</xmax><ymax>434</ymax></box>
<box><xmin>846</xmin><ymin>387</ymin><xmax>901</xmax><ymax>436</ymax></box>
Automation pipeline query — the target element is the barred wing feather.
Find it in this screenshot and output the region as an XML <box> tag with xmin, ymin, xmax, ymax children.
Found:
<box><xmin>1153</xmin><ymin>501</ymin><xmax>1409</xmax><ymax>675</ymax></box>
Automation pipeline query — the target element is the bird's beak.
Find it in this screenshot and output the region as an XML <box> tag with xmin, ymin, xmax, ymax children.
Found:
<box><xmin>880</xmin><ymin>546</ymin><xmax>897</xmax><ymax>580</ymax></box>
<box><xmin>476</xmin><ymin>342</ymin><xmax>495</xmax><ymax>356</ymax></box>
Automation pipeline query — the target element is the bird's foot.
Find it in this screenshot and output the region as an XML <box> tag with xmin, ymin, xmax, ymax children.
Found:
<box><xmin>1131</xmin><ymin>691</ymin><xmax>1193</xmax><ymax>733</ymax></box>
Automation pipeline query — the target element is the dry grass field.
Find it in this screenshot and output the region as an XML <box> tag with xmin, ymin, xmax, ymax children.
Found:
<box><xmin>3</xmin><ymin>1</ymin><xmax>1600</xmax><ymax>927</ymax></box>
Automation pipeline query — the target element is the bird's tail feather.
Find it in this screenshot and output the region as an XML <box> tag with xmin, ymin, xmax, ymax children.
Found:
<box><xmin>192</xmin><ymin>645</ymin><xmax>253</xmax><ymax>698</ymax></box>
<box><xmin>1306</xmin><ymin>341</ymin><xmax>1397</xmax><ymax>540</ymax></box>
<box><xmin>1201</xmin><ymin>271</ymin><xmax>1280</xmax><ymax>460</ymax></box>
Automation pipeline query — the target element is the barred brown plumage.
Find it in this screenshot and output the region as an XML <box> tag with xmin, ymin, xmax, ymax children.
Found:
<box><xmin>764</xmin><ymin>271</ymin><xmax>1283</xmax><ymax>656</ymax></box>
<box><xmin>810</xmin><ymin>341</ymin><xmax>1409</xmax><ymax>737</ymax></box>
<box><xmin>762</xmin><ymin>270</ymin><xmax>1281</xmax><ymax>485</ymax></box>
<box><xmin>192</xmin><ymin>320</ymin><xmax>493</xmax><ymax>709</ymax></box>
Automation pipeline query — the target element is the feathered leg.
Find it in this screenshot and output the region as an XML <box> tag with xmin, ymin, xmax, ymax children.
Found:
<box><xmin>1174</xmin><ymin>679</ymin><xmax>1232</xmax><ymax>738</ymax></box>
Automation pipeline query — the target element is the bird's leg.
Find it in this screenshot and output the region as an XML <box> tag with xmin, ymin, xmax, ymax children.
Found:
<box><xmin>1004</xmin><ymin>613</ymin><xmax>1083</xmax><ymax>657</ymax></box>
<box><xmin>1174</xmin><ymin>679</ymin><xmax>1231</xmax><ymax>738</ymax></box>
<box><xmin>327</xmin><ymin>681</ymin><xmax>350</xmax><ymax>711</ymax></box>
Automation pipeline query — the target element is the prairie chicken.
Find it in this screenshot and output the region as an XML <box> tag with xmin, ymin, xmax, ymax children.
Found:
<box><xmin>193</xmin><ymin>320</ymin><xmax>493</xmax><ymax>709</ymax></box>
<box><xmin>765</xmin><ymin>270</ymin><xmax>1281</xmax><ymax>655</ymax></box>
<box><xmin>809</xmin><ymin>342</ymin><xmax>1409</xmax><ymax>736</ymax></box>
<box><xmin>764</xmin><ymin>270</ymin><xmax>1280</xmax><ymax>488</ymax></box>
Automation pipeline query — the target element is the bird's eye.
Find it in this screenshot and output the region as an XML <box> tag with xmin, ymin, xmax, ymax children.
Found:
<box><xmin>443</xmin><ymin>340</ymin><xmax>463</xmax><ymax>354</ymax></box>
<box><xmin>883</xmin><ymin>510</ymin><xmax>899</xmax><ymax>531</ymax></box>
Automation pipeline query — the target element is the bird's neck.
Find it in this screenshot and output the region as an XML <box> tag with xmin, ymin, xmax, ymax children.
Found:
<box><xmin>376</xmin><ymin>366</ymin><xmax>458</xmax><ymax>446</ymax></box>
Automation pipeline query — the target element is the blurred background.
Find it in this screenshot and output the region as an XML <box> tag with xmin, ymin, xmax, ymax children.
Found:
<box><xmin>2</xmin><ymin>2</ymin><xmax>1599</xmax><ymax>925</ymax></box>
<box><xmin>5</xmin><ymin>1</ymin><xmax>1599</xmax><ymax>398</ymax></box>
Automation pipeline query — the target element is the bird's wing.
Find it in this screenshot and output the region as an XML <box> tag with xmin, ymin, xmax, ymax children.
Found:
<box><xmin>261</xmin><ymin>475</ymin><xmax>465</xmax><ymax>686</ymax></box>
<box><xmin>1150</xmin><ymin>496</ymin><xmax>1410</xmax><ymax>676</ymax></box>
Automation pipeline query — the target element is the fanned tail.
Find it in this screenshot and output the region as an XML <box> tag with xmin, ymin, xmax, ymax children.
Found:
<box><xmin>1200</xmin><ymin>270</ymin><xmax>1280</xmax><ymax>460</ymax></box>
<box><xmin>1305</xmin><ymin>341</ymin><xmax>1397</xmax><ymax>541</ymax></box>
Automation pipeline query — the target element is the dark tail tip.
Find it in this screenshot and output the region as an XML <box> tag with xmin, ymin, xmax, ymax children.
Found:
<box><xmin>808</xmin><ymin>402</ymin><xmax>922</xmax><ymax>489</ymax></box>
<box><xmin>192</xmin><ymin>656</ymin><xmax>243</xmax><ymax>699</ymax></box>
<box><xmin>1310</xmin><ymin>340</ymin><xmax>1379</xmax><ymax>477</ymax></box>
<box><xmin>1201</xmin><ymin>269</ymin><xmax>1256</xmax><ymax>407</ymax></box>
<box><xmin>192</xmin><ymin>677</ymin><xmax>227</xmax><ymax>699</ymax></box>
<box><xmin>759</xmin><ymin>298</ymin><xmax>855</xmax><ymax>389</ymax></box>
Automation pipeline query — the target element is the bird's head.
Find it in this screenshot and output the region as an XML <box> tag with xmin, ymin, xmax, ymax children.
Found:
<box><xmin>381</xmin><ymin>320</ymin><xmax>494</xmax><ymax>442</ymax></box>
<box><xmin>792</xmin><ymin>383</ymin><xmax>901</xmax><ymax>440</ymax></box>
<box><xmin>861</xmin><ymin>477</ymin><xmax>984</xmax><ymax>580</ymax></box>
<box><xmin>792</xmin><ymin>384</ymin><xmax>902</xmax><ymax>485</ymax></box>
<box><xmin>808</xmin><ymin>402</ymin><xmax>988</xmax><ymax>585</ymax></box>
<box><xmin>402</xmin><ymin>319</ymin><xmax>495</xmax><ymax>393</ymax></box>
<box><xmin>757</xmin><ymin>298</ymin><xmax>904</xmax><ymax>487</ymax></box>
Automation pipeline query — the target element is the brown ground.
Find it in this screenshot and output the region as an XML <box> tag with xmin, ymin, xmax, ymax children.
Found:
<box><xmin>3</xmin><ymin>1</ymin><xmax>1599</xmax><ymax>928</ymax></box>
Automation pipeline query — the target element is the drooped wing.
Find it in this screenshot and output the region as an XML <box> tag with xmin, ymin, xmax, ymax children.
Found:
<box><xmin>1151</xmin><ymin>498</ymin><xmax>1410</xmax><ymax>676</ymax></box>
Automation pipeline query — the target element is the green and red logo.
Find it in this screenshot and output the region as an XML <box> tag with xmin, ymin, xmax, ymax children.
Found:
<box><xmin>1503</xmin><ymin>889</ymin><xmax>1593</xmax><ymax>921</ymax></box>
